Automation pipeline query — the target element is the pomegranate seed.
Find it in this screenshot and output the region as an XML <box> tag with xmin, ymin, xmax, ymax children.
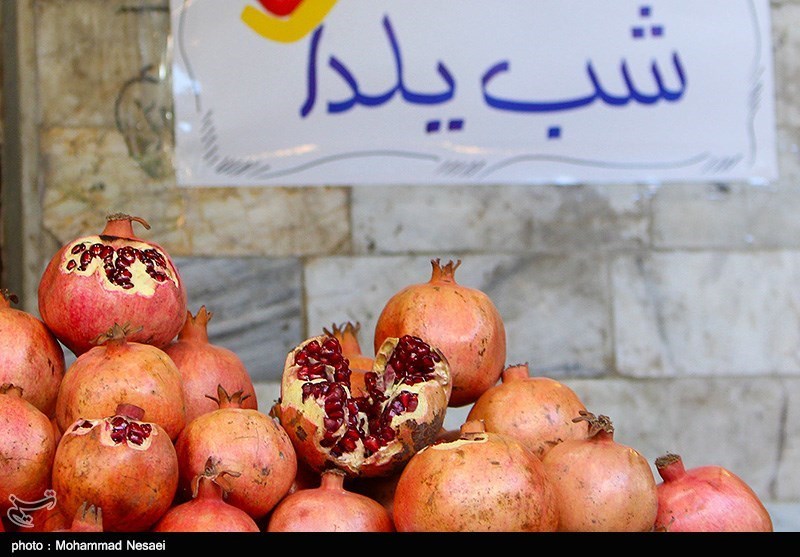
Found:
<box><xmin>71</xmin><ymin>243</ymin><xmax>86</xmax><ymax>254</ymax></box>
<box><xmin>66</xmin><ymin>260</ymin><xmax>77</xmax><ymax>271</ymax></box>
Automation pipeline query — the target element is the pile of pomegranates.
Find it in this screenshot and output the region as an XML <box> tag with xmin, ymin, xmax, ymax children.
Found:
<box><xmin>0</xmin><ymin>214</ymin><xmax>774</xmax><ymax>533</ymax></box>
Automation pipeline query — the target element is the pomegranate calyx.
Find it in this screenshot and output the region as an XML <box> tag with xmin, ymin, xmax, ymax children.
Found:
<box><xmin>105</xmin><ymin>213</ymin><xmax>151</xmax><ymax>229</ymax></box>
<box><xmin>93</xmin><ymin>323</ymin><xmax>143</xmax><ymax>347</ymax></box>
<box><xmin>0</xmin><ymin>288</ymin><xmax>19</xmax><ymax>305</ymax></box>
<box><xmin>459</xmin><ymin>419</ymin><xmax>488</xmax><ymax>439</ymax></box>
<box><xmin>655</xmin><ymin>452</ymin><xmax>682</xmax><ymax>468</ymax></box>
<box><xmin>0</xmin><ymin>383</ymin><xmax>24</xmax><ymax>397</ymax></box>
<box><xmin>72</xmin><ymin>501</ymin><xmax>103</xmax><ymax>531</ymax></box>
<box><xmin>430</xmin><ymin>258</ymin><xmax>461</xmax><ymax>284</ymax></box>
<box><xmin>205</xmin><ymin>384</ymin><xmax>251</xmax><ymax>409</ymax></box>
<box><xmin>191</xmin><ymin>457</ymin><xmax>242</xmax><ymax>500</ymax></box>
<box><xmin>501</xmin><ymin>363</ymin><xmax>531</xmax><ymax>382</ymax></box>
<box><xmin>572</xmin><ymin>410</ymin><xmax>614</xmax><ymax>438</ymax></box>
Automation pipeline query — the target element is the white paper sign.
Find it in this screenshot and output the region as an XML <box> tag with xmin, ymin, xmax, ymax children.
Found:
<box><xmin>171</xmin><ymin>0</ymin><xmax>777</xmax><ymax>186</ymax></box>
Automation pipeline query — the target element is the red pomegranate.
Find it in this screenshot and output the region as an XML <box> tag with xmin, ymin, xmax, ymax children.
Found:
<box><xmin>0</xmin><ymin>289</ymin><xmax>65</xmax><ymax>417</ymax></box>
<box><xmin>0</xmin><ymin>384</ymin><xmax>57</xmax><ymax>516</ymax></box>
<box><xmin>467</xmin><ymin>362</ymin><xmax>588</xmax><ymax>459</ymax></box>
<box><xmin>392</xmin><ymin>419</ymin><xmax>558</xmax><ymax>532</ymax></box>
<box><xmin>37</xmin><ymin>213</ymin><xmax>187</xmax><ymax>356</ymax></box>
<box><xmin>175</xmin><ymin>386</ymin><xmax>297</xmax><ymax>520</ymax></box>
<box><xmin>541</xmin><ymin>411</ymin><xmax>658</xmax><ymax>532</ymax></box>
<box><xmin>164</xmin><ymin>306</ymin><xmax>258</xmax><ymax>424</ymax></box>
<box><xmin>55</xmin><ymin>323</ymin><xmax>186</xmax><ymax>441</ymax></box>
<box><xmin>322</xmin><ymin>322</ymin><xmax>374</xmax><ymax>397</ymax></box>
<box><xmin>153</xmin><ymin>457</ymin><xmax>260</xmax><ymax>532</ymax></box>
<box><xmin>373</xmin><ymin>259</ymin><xmax>506</xmax><ymax>407</ymax></box>
<box><xmin>278</xmin><ymin>333</ymin><xmax>451</xmax><ymax>478</ymax></box>
<box><xmin>51</xmin><ymin>404</ymin><xmax>179</xmax><ymax>532</ymax></box>
<box><xmin>267</xmin><ymin>469</ymin><xmax>394</xmax><ymax>532</ymax></box>
<box><xmin>654</xmin><ymin>453</ymin><xmax>773</xmax><ymax>532</ymax></box>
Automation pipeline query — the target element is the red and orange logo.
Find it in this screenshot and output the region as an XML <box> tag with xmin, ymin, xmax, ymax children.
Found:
<box><xmin>241</xmin><ymin>0</ymin><xmax>338</xmax><ymax>43</ymax></box>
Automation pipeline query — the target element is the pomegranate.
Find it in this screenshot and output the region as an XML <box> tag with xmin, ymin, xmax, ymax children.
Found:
<box><xmin>0</xmin><ymin>289</ymin><xmax>65</xmax><ymax>417</ymax></box>
<box><xmin>392</xmin><ymin>419</ymin><xmax>558</xmax><ymax>532</ymax></box>
<box><xmin>55</xmin><ymin>323</ymin><xmax>186</xmax><ymax>440</ymax></box>
<box><xmin>267</xmin><ymin>469</ymin><xmax>394</xmax><ymax>532</ymax></box>
<box><xmin>278</xmin><ymin>333</ymin><xmax>451</xmax><ymax>478</ymax></box>
<box><xmin>0</xmin><ymin>384</ymin><xmax>57</xmax><ymax>516</ymax></box>
<box><xmin>175</xmin><ymin>386</ymin><xmax>297</xmax><ymax>520</ymax></box>
<box><xmin>164</xmin><ymin>306</ymin><xmax>258</xmax><ymax>424</ymax></box>
<box><xmin>466</xmin><ymin>362</ymin><xmax>588</xmax><ymax>459</ymax></box>
<box><xmin>153</xmin><ymin>457</ymin><xmax>260</xmax><ymax>532</ymax></box>
<box><xmin>322</xmin><ymin>322</ymin><xmax>374</xmax><ymax>397</ymax></box>
<box><xmin>37</xmin><ymin>213</ymin><xmax>187</xmax><ymax>356</ymax></box>
<box><xmin>51</xmin><ymin>403</ymin><xmax>179</xmax><ymax>532</ymax></box>
<box><xmin>55</xmin><ymin>502</ymin><xmax>103</xmax><ymax>532</ymax></box>
<box><xmin>541</xmin><ymin>410</ymin><xmax>658</xmax><ymax>532</ymax></box>
<box><xmin>373</xmin><ymin>259</ymin><xmax>506</xmax><ymax>407</ymax></box>
<box><xmin>654</xmin><ymin>452</ymin><xmax>773</xmax><ymax>532</ymax></box>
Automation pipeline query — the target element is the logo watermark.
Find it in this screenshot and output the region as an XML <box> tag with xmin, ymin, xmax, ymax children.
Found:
<box><xmin>6</xmin><ymin>490</ymin><xmax>57</xmax><ymax>529</ymax></box>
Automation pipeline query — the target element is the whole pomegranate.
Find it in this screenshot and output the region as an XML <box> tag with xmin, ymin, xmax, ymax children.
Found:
<box><xmin>175</xmin><ymin>386</ymin><xmax>297</xmax><ymax>520</ymax></box>
<box><xmin>51</xmin><ymin>404</ymin><xmax>179</xmax><ymax>532</ymax></box>
<box><xmin>541</xmin><ymin>411</ymin><xmax>658</xmax><ymax>532</ymax></box>
<box><xmin>0</xmin><ymin>384</ymin><xmax>57</xmax><ymax>516</ymax></box>
<box><xmin>55</xmin><ymin>323</ymin><xmax>186</xmax><ymax>441</ymax></box>
<box><xmin>466</xmin><ymin>362</ymin><xmax>588</xmax><ymax>459</ymax></box>
<box><xmin>278</xmin><ymin>333</ymin><xmax>451</xmax><ymax>478</ymax></box>
<box><xmin>0</xmin><ymin>289</ymin><xmax>65</xmax><ymax>417</ymax></box>
<box><xmin>267</xmin><ymin>469</ymin><xmax>394</xmax><ymax>532</ymax></box>
<box><xmin>153</xmin><ymin>457</ymin><xmax>260</xmax><ymax>532</ymax></box>
<box><xmin>322</xmin><ymin>322</ymin><xmax>373</xmax><ymax>397</ymax></box>
<box><xmin>38</xmin><ymin>213</ymin><xmax>187</xmax><ymax>356</ymax></box>
<box><xmin>392</xmin><ymin>419</ymin><xmax>558</xmax><ymax>532</ymax></box>
<box><xmin>164</xmin><ymin>306</ymin><xmax>258</xmax><ymax>424</ymax></box>
<box><xmin>373</xmin><ymin>259</ymin><xmax>506</xmax><ymax>407</ymax></box>
<box><xmin>654</xmin><ymin>452</ymin><xmax>773</xmax><ymax>532</ymax></box>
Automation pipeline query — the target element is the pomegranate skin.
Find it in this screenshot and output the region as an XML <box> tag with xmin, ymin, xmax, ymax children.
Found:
<box><xmin>392</xmin><ymin>420</ymin><xmax>558</xmax><ymax>532</ymax></box>
<box><xmin>55</xmin><ymin>324</ymin><xmax>186</xmax><ymax>441</ymax></box>
<box><xmin>654</xmin><ymin>453</ymin><xmax>773</xmax><ymax>532</ymax></box>
<box><xmin>164</xmin><ymin>306</ymin><xmax>258</xmax><ymax>424</ymax></box>
<box><xmin>0</xmin><ymin>291</ymin><xmax>65</xmax><ymax>418</ymax></box>
<box><xmin>374</xmin><ymin>259</ymin><xmax>506</xmax><ymax>408</ymax></box>
<box><xmin>0</xmin><ymin>385</ymin><xmax>57</xmax><ymax>516</ymax></box>
<box><xmin>37</xmin><ymin>213</ymin><xmax>187</xmax><ymax>357</ymax></box>
<box><xmin>267</xmin><ymin>469</ymin><xmax>394</xmax><ymax>532</ymax></box>
<box><xmin>467</xmin><ymin>363</ymin><xmax>587</xmax><ymax>459</ymax></box>
<box><xmin>541</xmin><ymin>411</ymin><xmax>658</xmax><ymax>532</ymax></box>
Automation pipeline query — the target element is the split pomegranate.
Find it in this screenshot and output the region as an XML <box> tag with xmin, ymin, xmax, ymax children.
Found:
<box><xmin>267</xmin><ymin>469</ymin><xmax>394</xmax><ymax>532</ymax></box>
<box><xmin>541</xmin><ymin>410</ymin><xmax>658</xmax><ymax>532</ymax></box>
<box><xmin>55</xmin><ymin>323</ymin><xmax>186</xmax><ymax>441</ymax></box>
<box><xmin>164</xmin><ymin>306</ymin><xmax>258</xmax><ymax>424</ymax></box>
<box><xmin>373</xmin><ymin>259</ymin><xmax>506</xmax><ymax>407</ymax></box>
<box><xmin>55</xmin><ymin>502</ymin><xmax>103</xmax><ymax>532</ymax></box>
<box><xmin>392</xmin><ymin>419</ymin><xmax>558</xmax><ymax>532</ymax></box>
<box><xmin>278</xmin><ymin>333</ymin><xmax>451</xmax><ymax>478</ymax></box>
<box><xmin>0</xmin><ymin>384</ymin><xmax>57</xmax><ymax>516</ymax></box>
<box><xmin>175</xmin><ymin>386</ymin><xmax>297</xmax><ymax>520</ymax></box>
<box><xmin>38</xmin><ymin>213</ymin><xmax>187</xmax><ymax>356</ymax></box>
<box><xmin>0</xmin><ymin>289</ymin><xmax>65</xmax><ymax>417</ymax></box>
<box><xmin>654</xmin><ymin>452</ymin><xmax>773</xmax><ymax>532</ymax></box>
<box><xmin>51</xmin><ymin>403</ymin><xmax>179</xmax><ymax>532</ymax></box>
<box><xmin>322</xmin><ymin>322</ymin><xmax>374</xmax><ymax>397</ymax></box>
<box><xmin>466</xmin><ymin>362</ymin><xmax>588</xmax><ymax>459</ymax></box>
<box><xmin>153</xmin><ymin>457</ymin><xmax>260</xmax><ymax>532</ymax></box>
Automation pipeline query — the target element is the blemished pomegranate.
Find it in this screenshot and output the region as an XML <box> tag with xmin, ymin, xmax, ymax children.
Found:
<box><xmin>392</xmin><ymin>419</ymin><xmax>558</xmax><ymax>532</ymax></box>
<box><xmin>51</xmin><ymin>404</ymin><xmax>179</xmax><ymax>532</ymax></box>
<box><xmin>278</xmin><ymin>333</ymin><xmax>451</xmax><ymax>478</ymax></box>
<box><xmin>267</xmin><ymin>469</ymin><xmax>394</xmax><ymax>532</ymax></box>
<box><xmin>0</xmin><ymin>289</ymin><xmax>65</xmax><ymax>417</ymax></box>
<box><xmin>466</xmin><ymin>362</ymin><xmax>588</xmax><ymax>459</ymax></box>
<box><xmin>37</xmin><ymin>213</ymin><xmax>187</xmax><ymax>356</ymax></box>
<box><xmin>164</xmin><ymin>306</ymin><xmax>258</xmax><ymax>424</ymax></box>
<box><xmin>0</xmin><ymin>384</ymin><xmax>57</xmax><ymax>516</ymax></box>
<box><xmin>175</xmin><ymin>386</ymin><xmax>297</xmax><ymax>520</ymax></box>
<box><xmin>322</xmin><ymin>322</ymin><xmax>374</xmax><ymax>397</ymax></box>
<box><xmin>654</xmin><ymin>452</ymin><xmax>773</xmax><ymax>532</ymax></box>
<box><xmin>373</xmin><ymin>259</ymin><xmax>506</xmax><ymax>407</ymax></box>
<box><xmin>55</xmin><ymin>502</ymin><xmax>103</xmax><ymax>532</ymax></box>
<box><xmin>55</xmin><ymin>323</ymin><xmax>186</xmax><ymax>441</ymax></box>
<box><xmin>541</xmin><ymin>410</ymin><xmax>658</xmax><ymax>532</ymax></box>
<box><xmin>153</xmin><ymin>457</ymin><xmax>260</xmax><ymax>532</ymax></box>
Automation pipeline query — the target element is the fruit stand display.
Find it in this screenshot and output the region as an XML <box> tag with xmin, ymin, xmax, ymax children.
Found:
<box><xmin>0</xmin><ymin>213</ymin><xmax>773</xmax><ymax>533</ymax></box>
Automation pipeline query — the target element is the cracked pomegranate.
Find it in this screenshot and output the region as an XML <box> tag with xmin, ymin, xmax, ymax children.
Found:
<box><xmin>278</xmin><ymin>333</ymin><xmax>451</xmax><ymax>478</ymax></box>
<box><xmin>38</xmin><ymin>213</ymin><xmax>187</xmax><ymax>356</ymax></box>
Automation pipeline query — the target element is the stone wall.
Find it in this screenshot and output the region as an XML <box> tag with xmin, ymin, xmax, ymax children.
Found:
<box><xmin>7</xmin><ymin>0</ymin><xmax>800</xmax><ymax>510</ymax></box>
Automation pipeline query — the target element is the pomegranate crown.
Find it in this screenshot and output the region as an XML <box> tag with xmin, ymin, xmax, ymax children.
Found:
<box><xmin>106</xmin><ymin>213</ymin><xmax>151</xmax><ymax>230</ymax></box>
<box><xmin>192</xmin><ymin>456</ymin><xmax>242</xmax><ymax>499</ymax></box>
<box><xmin>0</xmin><ymin>289</ymin><xmax>19</xmax><ymax>305</ymax></box>
<box><xmin>572</xmin><ymin>410</ymin><xmax>614</xmax><ymax>437</ymax></box>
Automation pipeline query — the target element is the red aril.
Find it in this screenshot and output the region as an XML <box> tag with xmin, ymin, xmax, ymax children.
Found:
<box><xmin>322</xmin><ymin>322</ymin><xmax>373</xmax><ymax>397</ymax></box>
